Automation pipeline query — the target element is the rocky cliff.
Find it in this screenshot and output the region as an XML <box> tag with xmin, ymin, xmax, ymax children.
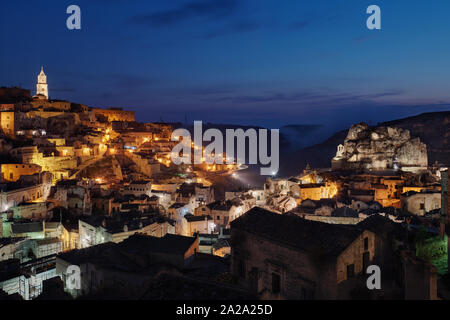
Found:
<box><xmin>331</xmin><ymin>123</ymin><xmax>428</xmax><ymax>171</ymax></box>
<box><xmin>279</xmin><ymin>111</ymin><xmax>450</xmax><ymax>176</ymax></box>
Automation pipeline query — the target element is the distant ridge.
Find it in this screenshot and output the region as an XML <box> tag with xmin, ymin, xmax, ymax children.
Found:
<box><xmin>279</xmin><ymin>111</ymin><xmax>450</xmax><ymax>177</ymax></box>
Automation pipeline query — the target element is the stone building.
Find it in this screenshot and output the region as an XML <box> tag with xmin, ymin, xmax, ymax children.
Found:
<box><xmin>92</xmin><ymin>107</ymin><xmax>135</xmax><ymax>122</ymax></box>
<box><xmin>10</xmin><ymin>202</ymin><xmax>47</xmax><ymax>220</ymax></box>
<box><xmin>10</xmin><ymin>222</ymin><xmax>44</xmax><ymax>239</ymax></box>
<box><xmin>400</xmin><ymin>190</ymin><xmax>441</xmax><ymax>215</ymax></box>
<box><xmin>0</xmin><ymin>238</ymin><xmax>27</xmax><ymax>262</ymax></box>
<box><xmin>0</xmin><ymin>178</ymin><xmax>52</xmax><ymax>213</ymax></box>
<box><xmin>33</xmin><ymin>238</ymin><xmax>62</xmax><ymax>259</ymax></box>
<box><xmin>0</xmin><ymin>111</ymin><xmax>15</xmax><ymax>137</ymax></box>
<box><xmin>30</xmin><ymin>100</ymin><xmax>71</xmax><ymax>112</ymax></box>
<box><xmin>122</xmin><ymin>180</ymin><xmax>152</xmax><ymax>198</ymax></box>
<box><xmin>181</xmin><ymin>214</ymin><xmax>214</xmax><ymax>236</ymax></box>
<box><xmin>199</xmin><ymin>200</ymin><xmax>242</xmax><ymax>228</ymax></box>
<box><xmin>56</xmin><ymin>234</ymin><xmax>198</xmax><ymax>298</ymax></box>
<box><xmin>78</xmin><ymin>215</ymin><xmax>175</xmax><ymax>248</ymax></box>
<box><xmin>400</xmin><ymin>251</ymin><xmax>438</xmax><ymax>300</ymax></box>
<box><xmin>35</xmin><ymin>67</ymin><xmax>48</xmax><ymax>99</ymax></box>
<box><xmin>1</xmin><ymin>164</ymin><xmax>42</xmax><ymax>182</ymax></box>
<box><xmin>231</xmin><ymin>207</ymin><xmax>438</xmax><ymax>300</ymax></box>
<box><xmin>230</xmin><ymin>207</ymin><xmax>379</xmax><ymax>299</ymax></box>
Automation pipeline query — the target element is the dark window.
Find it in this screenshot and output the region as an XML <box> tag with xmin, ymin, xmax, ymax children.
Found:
<box><xmin>238</xmin><ymin>260</ymin><xmax>246</xmax><ymax>279</ymax></box>
<box><xmin>301</xmin><ymin>287</ymin><xmax>310</xmax><ymax>300</ymax></box>
<box><xmin>249</xmin><ymin>267</ymin><xmax>259</xmax><ymax>292</ymax></box>
<box><xmin>364</xmin><ymin>237</ymin><xmax>369</xmax><ymax>250</ymax></box>
<box><xmin>271</xmin><ymin>273</ymin><xmax>281</xmax><ymax>294</ymax></box>
<box><xmin>347</xmin><ymin>264</ymin><xmax>355</xmax><ymax>278</ymax></box>
<box><xmin>217</xmin><ymin>216</ymin><xmax>220</xmax><ymax>220</ymax></box>
<box><xmin>363</xmin><ymin>252</ymin><xmax>370</xmax><ymax>272</ymax></box>
<box><xmin>420</xmin><ymin>203</ymin><xmax>425</xmax><ymax>210</ymax></box>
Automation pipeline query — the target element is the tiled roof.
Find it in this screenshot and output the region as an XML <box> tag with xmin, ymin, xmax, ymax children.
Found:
<box><xmin>230</xmin><ymin>207</ymin><xmax>363</xmax><ymax>257</ymax></box>
<box><xmin>357</xmin><ymin>214</ymin><xmax>404</xmax><ymax>239</ymax></box>
<box><xmin>331</xmin><ymin>207</ymin><xmax>358</xmax><ymax>218</ymax></box>
<box><xmin>184</xmin><ymin>214</ymin><xmax>212</xmax><ymax>222</ymax></box>
<box><xmin>118</xmin><ymin>234</ymin><xmax>197</xmax><ymax>256</ymax></box>
<box><xmin>130</xmin><ymin>180</ymin><xmax>152</xmax><ymax>185</ymax></box>
<box><xmin>169</xmin><ymin>202</ymin><xmax>186</xmax><ymax>209</ymax></box>
<box><xmin>206</xmin><ymin>200</ymin><xmax>233</xmax><ymax>211</ymax></box>
<box><xmin>11</xmin><ymin>222</ymin><xmax>43</xmax><ymax>234</ymax></box>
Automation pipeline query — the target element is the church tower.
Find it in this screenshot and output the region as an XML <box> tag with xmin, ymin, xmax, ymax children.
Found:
<box><xmin>36</xmin><ymin>66</ymin><xmax>49</xmax><ymax>99</ymax></box>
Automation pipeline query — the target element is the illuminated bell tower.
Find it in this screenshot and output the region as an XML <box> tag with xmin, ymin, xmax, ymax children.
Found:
<box><xmin>36</xmin><ymin>66</ymin><xmax>49</xmax><ymax>99</ymax></box>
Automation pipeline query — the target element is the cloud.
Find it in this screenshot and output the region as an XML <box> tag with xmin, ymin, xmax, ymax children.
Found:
<box><xmin>289</xmin><ymin>20</ymin><xmax>311</xmax><ymax>30</ymax></box>
<box><xmin>128</xmin><ymin>0</ymin><xmax>239</xmax><ymax>27</ymax></box>
<box><xmin>202</xmin><ymin>20</ymin><xmax>260</xmax><ymax>38</ymax></box>
<box><xmin>353</xmin><ymin>34</ymin><xmax>375</xmax><ymax>44</ymax></box>
<box><xmin>209</xmin><ymin>89</ymin><xmax>405</xmax><ymax>106</ymax></box>
<box><xmin>109</xmin><ymin>73</ymin><xmax>156</xmax><ymax>88</ymax></box>
<box><xmin>60</xmin><ymin>71</ymin><xmax>157</xmax><ymax>89</ymax></box>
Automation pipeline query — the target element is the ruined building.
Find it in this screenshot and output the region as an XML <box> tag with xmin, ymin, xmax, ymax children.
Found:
<box><xmin>332</xmin><ymin>123</ymin><xmax>428</xmax><ymax>173</ymax></box>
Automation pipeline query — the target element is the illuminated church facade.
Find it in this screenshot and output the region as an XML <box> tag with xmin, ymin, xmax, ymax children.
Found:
<box><xmin>36</xmin><ymin>66</ymin><xmax>49</xmax><ymax>99</ymax></box>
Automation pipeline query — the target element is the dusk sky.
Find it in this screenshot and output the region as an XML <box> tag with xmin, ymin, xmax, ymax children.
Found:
<box><xmin>1</xmin><ymin>0</ymin><xmax>450</xmax><ymax>130</ymax></box>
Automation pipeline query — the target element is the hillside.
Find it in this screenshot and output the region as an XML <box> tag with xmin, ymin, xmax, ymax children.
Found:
<box><xmin>279</xmin><ymin>111</ymin><xmax>450</xmax><ymax>177</ymax></box>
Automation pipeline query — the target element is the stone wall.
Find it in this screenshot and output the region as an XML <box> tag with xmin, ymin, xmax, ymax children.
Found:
<box><xmin>231</xmin><ymin>229</ymin><xmax>338</xmax><ymax>299</ymax></box>
<box><xmin>92</xmin><ymin>108</ymin><xmax>135</xmax><ymax>122</ymax></box>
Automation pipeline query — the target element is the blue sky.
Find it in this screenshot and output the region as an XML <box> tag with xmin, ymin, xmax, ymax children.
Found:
<box><xmin>1</xmin><ymin>0</ymin><xmax>450</xmax><ymax>130</ymax></box>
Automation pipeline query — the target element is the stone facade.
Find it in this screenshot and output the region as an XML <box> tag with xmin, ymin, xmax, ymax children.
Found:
<box><xmin>1</xmin><ymin>163</ymin><xmax>42</xmax><ymax>182</ymax></box>
<box><xmin>36</xmin><ymin>67</ymin><xmax>49</xmax><ymax>99</ymax></box>
<box><xmin>230</xmin><ymin>208</ymin><xmax>380</xmax><ymax>300</ymax></box>
<box><xmin>332</xmin><ymin>123</ymin><xmax>428</xmax><ymax>172</ymax></box>
<box><xmin>401</xmin><ymin>191</ymin><xmax>441</xmax><ymax>215</ymax></box>
<box><xmin>92</xmin><ymin>108</ymin><xmax>135</xmax><ymax>122</ymax></box>
<box><xmin>0</xmin><ymin>111</ymin><xmax>15</xmax><ymax>136</ymax></box>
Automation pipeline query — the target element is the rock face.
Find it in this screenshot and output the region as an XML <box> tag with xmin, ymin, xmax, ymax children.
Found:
<box><xmin>332</xmin><ymin>123</ymin><xmax>428</xmax><ymax>172</ymax></box>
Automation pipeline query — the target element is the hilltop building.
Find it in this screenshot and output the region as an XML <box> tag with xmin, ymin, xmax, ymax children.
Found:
<box><xmin>35</xmin><ymin>67</ymin><xmax>48</xmax><ymax>99</ymax></box>
<box><xmin>332</xmin><ymin>123</ymin><xmax>428</xmax><ymax>173</ymax></box>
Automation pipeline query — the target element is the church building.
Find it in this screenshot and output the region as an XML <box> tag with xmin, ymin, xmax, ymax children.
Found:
<box><xmin>35</xmin><ymin>66</ymin><xmax>49</xmax><ymax>99</ymax></box>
